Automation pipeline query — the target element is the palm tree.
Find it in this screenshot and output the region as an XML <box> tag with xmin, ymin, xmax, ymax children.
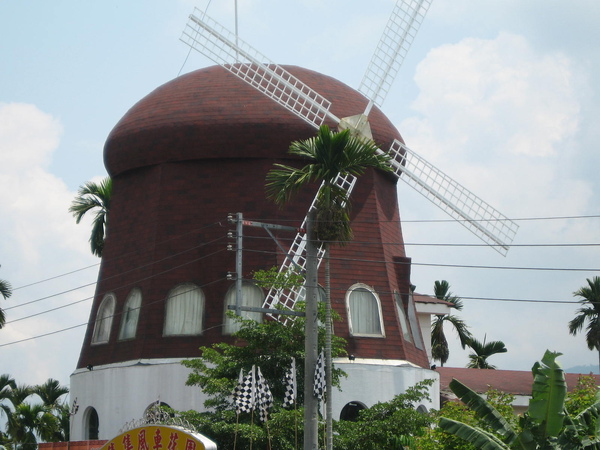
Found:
<box><xmin>33</xmin><ymin>379</ymin><xmax>69</xmax><ymax>441</ymax></box>
<box><xmin>69</xmin><ymin>177</ymin><xmax>112</xmax><ymax>257</ymax></box>
<box><xmin>568</xmin><ymin>276</ymin><xmax>600</xmax><ymax>373</ymax></box>
<box><xmin>466</xmin><ymin>335</ymin><xmax>507</xmax><ymax>369</ymax></box>
<box><xmin>431</xmin><ymin>280</ymin><xmax>472</xmax><ymax>366</ymax></box>
<box><xmin>0</xmin><ymin>276</ymin><xmax>12</xmax><ymax>329</ymax></box>
<box><xmin>266</xmin><ymin>124</ymin><xmax>392</xmax><ymax>449</ymax></box>
<box><xmin>0</xmin><ymin>374</ymin><xmax>16</xmax><ymax>420</ymax></box>
<box><xmin>6</xmin><ymin>402</ymin><xmax>58</xmax><ymax>449</ymax></box>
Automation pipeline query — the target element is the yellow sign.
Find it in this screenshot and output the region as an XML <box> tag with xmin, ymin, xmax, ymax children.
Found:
<box><xmin>100</xmin><ymin>425</ymin><xmax>217</xmax><ymax>450</ymax></box>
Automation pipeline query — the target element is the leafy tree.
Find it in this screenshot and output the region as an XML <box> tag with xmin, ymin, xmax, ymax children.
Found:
<box><xmin>180</xmin><ymin>311</ymin><xmax>346</xmax><ymax>449</ymax></box>
<box><xmin>333</xmin><ymin>379</ymin><xmax>434</xmax><ymax>450</ymax></box>
<box><xmin>69</xmin><ymin>176</ymin><xmax>112</xmax><ymax>257</ymax></box>
<box><xmin>565</xmin><ymin>374</ymin><xmax>600</xmax><ymax>417</ymax></box>
<box><xmin>569</xmin><ymin>276</ymin><xmax>600</xmax><ymax>373</ymax></box>
<box><xmin>439</xmin><ymin>350</ymin><xmax>600</xmax><ymax>449</ymax></box>
<box><xmin>0</xmin><ymin>374</ymin><xmax>16</xmax><ymax>420</ymax></box>
<box><xmin>431</xmin><ymin>280</ymin><xmax>473</xmax><ymax>366</ymax></box>
<box><xmin>6</xmin><ymin>403</ymin><xmax>58</xmax><ymax>450</ymax></box>
<box><xmin>467</xmin><ymin>336</ymin><xmax>508</xmax><ymax>369</ymax></box>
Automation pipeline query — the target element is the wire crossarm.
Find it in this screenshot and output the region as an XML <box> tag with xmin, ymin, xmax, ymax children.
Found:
<box><xmin>181</xmin><ymin>9</ymin><xmax>338</xmax><ymax>129</ymax></box>
<box><xmin>262</xmin><ymin>173</ymin><xmax>357</xmax><ymax>322</ymax></box>
<box><xmin>387</xmin><ymin>140</ymin><xmax>518</xmax><ymax>256</ymax></box>
<box><xmin>359</xmin><ymin>0</ymin><xmax>432</xmax><ymax>112</ymax></box>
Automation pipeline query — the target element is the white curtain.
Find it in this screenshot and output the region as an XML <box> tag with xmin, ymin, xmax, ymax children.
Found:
<box><xmin>223</xmin><ymin>282</ymin><xmax>264</xmax><ymax>334</ymax></box>
<box><xmin>349</xmin><ymin>287</ymin><xmax>382</xmax><ymax>336</ymax></box>
<box><xmin>92</xmin><ymin>294</ymin><xmax>115</xmax><ymax>344</ymax></box>
<box><xmin>164</xmin><ymin>284</ymin><xmax>204</xmax><ymax>335</ymax></box>
<box><xmin>118</xmin><ymin>288</ymin><xmax>142</xmax><ymax>340</ymax></box>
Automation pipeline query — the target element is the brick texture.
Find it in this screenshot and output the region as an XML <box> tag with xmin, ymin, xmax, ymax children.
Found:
<box><xmin>77</xmin><ymin>65</ymin><xmax>429</xmax><ymax>369</ymax></box>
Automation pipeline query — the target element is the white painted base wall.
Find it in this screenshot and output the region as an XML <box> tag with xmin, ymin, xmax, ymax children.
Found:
<box><xmin>70</xmin><ymin>358</ymin><xmax>439</xmax><ymax>441</ymax></box>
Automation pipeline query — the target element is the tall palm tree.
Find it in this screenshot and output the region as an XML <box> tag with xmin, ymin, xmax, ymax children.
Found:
<box><xmin>6</xmin><ymin>402</ymin><xmax>58</xmax><ymax>449</ymax></box>
<box><xmin>69</xmin><ymin>177</ymin><xmax>112</xmax><ymax>257</ymax></box>
<box><xmin>431</xmin><ymin>280</ymin><xmax>472</xmax><ymax>366</ymax></box>
<box><xmin>33</xmin><ymin>379</ymin><xmax>69</xmax><ymax>441</ymax></box>
<box><xmin>266</xmin><ymin>124</ymin><xmax>392</xmax><ymax>449</ymax></box>
<box><xmin>466</xmin><ymin>335</ymin><xmax>507</xmax><ymax>369</ymax></box>
<box><xmin>568</xmin><ymin>276</ymin><xmax>600</xmax><ymax>372</ymax></box>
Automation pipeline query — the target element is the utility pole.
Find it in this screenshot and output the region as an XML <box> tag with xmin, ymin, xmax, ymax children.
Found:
<box><xmin>304</xmin><ymin>210</ymin><xmax>319</xmax><ymax>449</ymax></box>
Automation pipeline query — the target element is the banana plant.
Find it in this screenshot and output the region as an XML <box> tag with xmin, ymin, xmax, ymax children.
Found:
<box><xmin>439</xmin><ymin>350</ymin><xmax>600</xmax><ymax>449</ymax></box>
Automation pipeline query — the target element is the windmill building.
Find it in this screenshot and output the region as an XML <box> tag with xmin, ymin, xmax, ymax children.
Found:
<box><xmin>69</xmin><ymin>3</ymin><xmax>517</xmax><ymax>440</ymax></box>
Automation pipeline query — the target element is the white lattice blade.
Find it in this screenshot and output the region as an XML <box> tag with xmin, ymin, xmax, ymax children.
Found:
<box><xmin>359</xmin><ymin>0</ymin><xmax>432</xmax><ymax>110</ymax></box>
<box><xmin>387</xmin><ymin>140</ymin><xmax>518</xmax><ymax>255</ymax></box>
<box><xmin>181</xmin><ymin>9</ymin><xmax>338</xmax><ymax>129</ymax></box>
<box><xmin>263</xmin><ymin>174</ymin><xmax>357</xmax><ymax>317</ymax></box>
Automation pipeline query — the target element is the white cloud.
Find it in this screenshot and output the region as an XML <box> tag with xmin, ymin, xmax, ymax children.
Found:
<box><xmin>0</xmin><ymin>103</ymin><xmax>98</xmax><ymax>385</ymax></box>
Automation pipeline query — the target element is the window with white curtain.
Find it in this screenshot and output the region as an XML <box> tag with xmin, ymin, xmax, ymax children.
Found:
<box><xmin>118</xmin><ymin>288</ymin><xmax>142</xmax><ymax>340</ymax></box>
<box><xmin>394</xmin><ymin>291</ymin><xmax>413</xmax><ymax>343</ymax></box>
<box><xmin>164</xmin><ymin>283</ymin><xmax>204</xmax><ymax>336</ymax></box>
<box><xmin>91</xmin><ymin>293</ymin><xmax>115</xmax><ymax>344</ymax></box>
<box><xmin>346</xmin><ymin>284</ymin><xmax>385</xmax><ymax>337</ymax></box>
<box><xmin>223</xmin><ymin>282</ymin><xmax>264</xmax><ymax>334</ymax></box>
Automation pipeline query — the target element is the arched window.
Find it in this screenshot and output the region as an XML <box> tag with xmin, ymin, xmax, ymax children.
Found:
<box><xmin>394</xmin><ymin>291</ymin><xmax>413</xmax><ymax>343</ymax></box>
<box><xmin>91</xmin><ymin>294</ymin><xmax>115</xmax><ymax>344</ymax></box>
<box><xmin>223</xmin><ymin>282</ymin><xmax>264</xmax><ymax>334</ymax></box>
<box><xmin>340</xmin><ymin>401</ymin><xmax>367</xmax><ymax>421</ymax></box>
<box><xmin>118</xmin><ymin>288</ymin><xmax>142</xmax><ymax>340</ymax></box>
<box><xmin>84</xmin><ymin>407</ymin><xmax>99</xmax><ymax>440</ymax></box>
<box><xmin>164</xmin><ymin>283</ymin><xmax>204</xmax><ymax>336</ymax></box>
<box><xmin>346</xmin><ymin>284</ymin><xmax>385</xmax><ymax>337</ymax></box>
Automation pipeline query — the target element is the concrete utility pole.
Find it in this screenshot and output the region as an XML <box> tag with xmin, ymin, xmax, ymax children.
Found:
<box><xmin>304</xmin><ymin>210</ymin><xmax>319</xmax><ymax>449</ymax></box>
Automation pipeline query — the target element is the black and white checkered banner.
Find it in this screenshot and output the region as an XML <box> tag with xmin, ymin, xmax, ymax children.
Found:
<box><xmin>313</xmin><ymin>350</ymin><xmax>326</xmax><ymax>401</ymax></box>
<box><xmin>233</xmin><ymin>365</ymin><xmax>256</xmax><ymax>414</ymax></box>
<box><xmin>256</xmin><ymin>366</ymin><xmax>273</xmax><ymax>422</ymax></box>
<box><xmin>283</xmin><ymin>357</ymin><xmax>297</xmax><ymax>408</ymax></box>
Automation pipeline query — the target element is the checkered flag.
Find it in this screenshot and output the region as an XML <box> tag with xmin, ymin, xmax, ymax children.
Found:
<box><xmin>232</xmin><ymin>366</ymin><xmax>256</xmax><ymax>414</ymax></box>
<box><xmin>256</xmin><ymin>366</ymin><xmax>273</xmax><ymax>422</ymax></box>
<box><xmin>283</xmin><ymin>357</ymin><xmax>297</xmax><ymax>408</ymax></box>
<box><xmin>313</xmin><ymin>350</ymin><xmax>326</xmax><ymax>401</ymax></box>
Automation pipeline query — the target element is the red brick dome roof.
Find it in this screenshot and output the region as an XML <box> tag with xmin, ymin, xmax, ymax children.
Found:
<box><xmin>104</xmin><ymin>65</ymin><xmax>402</xmax><ymax>177</ymax></box>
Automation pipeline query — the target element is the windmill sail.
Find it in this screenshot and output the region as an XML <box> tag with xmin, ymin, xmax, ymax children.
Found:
<box><xmin>181</xmin><ymin>9</ymin><xmax>338</xmax><ymax>129</ymax></box>
<box><xmin>359</xmin><ymin>0</ymin><xmax>433</xmax><ymax>113</ymax></box>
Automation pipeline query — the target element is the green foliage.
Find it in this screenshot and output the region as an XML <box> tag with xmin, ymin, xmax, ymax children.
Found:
<box><xmin>437</xmin><ymin>350</ymin><xmax>600</xmax><ymax>449</ymax></box>
<box><xmin>417</xmin><ymin>388</ymin><xmax>516</xmax><ymax>450</ymax></box>
<box><xmin>69</xmin><ymin>176</ymin><xmax>112</xmax><ymax>257</ymax></box>
<box><xmin>182</xmin><ymin>309</ymin><xmax>346</xmax><ymax>411</ymax></box>
<box><xmin>566</xmin><ymin>375</ymin><xmax>600</xmax><ymax>416</ymax></box>
<box><xmin>252</xmin><ymin>266</ymin><xmax>304</xmax><ymax>291</ymax></box>
<box><xmin>333</xmin><ymin>379</ymin><xmax>434</xmax><ymax>450</ymax></box>
<box><xmin>467</xmin><ymin>336</ymin><xmax>508</xmax><ymax>370</ymax></box>
<box><xmin>0</xmin><ymin>375</ymin><xmax>69</xmax><ymax>449</ymax></box>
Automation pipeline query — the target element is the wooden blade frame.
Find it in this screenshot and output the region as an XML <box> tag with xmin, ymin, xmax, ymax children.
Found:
<box><xmin>386</xmin><ymin>140</ymin><xmax>518</xmax><ymax>255</ymax></box>
<box><xmin>359</xmin><ymin>0</ymin><xmax>432</xmax><ymax>114</ymax></box>
<box><xmin>181</xmin><ymin>9</ymin><xmax>339</xmax><ymax>129</ymax></box>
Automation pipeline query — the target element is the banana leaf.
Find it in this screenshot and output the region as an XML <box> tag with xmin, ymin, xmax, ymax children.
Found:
<box><xmin>439</xmin><ymin>417</ymin><xmax>510</xmax><ymax>450</ymax></box>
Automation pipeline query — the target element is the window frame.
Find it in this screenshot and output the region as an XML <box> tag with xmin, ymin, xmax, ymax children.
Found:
<box><xmin>345</xmin><ymin>283</ymin><xmax>385</xmax><ymax>338</ymax></box>
<box><xmin>91</xmin><ymin>293</ymin><xmax>115</xmax><ymax>345</ymax></box>
<box><xmin>118</xmin><ymin>288</ymin><xmax>142</xmax><ymax>341</ymax></box>
<box><xmin>163</xmin><ymin>283</ymin><xmax>205</xmax><ymax>336</ymax></box>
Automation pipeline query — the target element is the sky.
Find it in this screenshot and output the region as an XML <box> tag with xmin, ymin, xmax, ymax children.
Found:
<box><xmin>0</xmin><ymin>0</ymin><xmax>599</xmax><ymax>392</ymax></box>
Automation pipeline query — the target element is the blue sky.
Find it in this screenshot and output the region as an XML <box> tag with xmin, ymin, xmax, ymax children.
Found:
<box><xmin>1</xmin><ymin>0</ymin><xmax>599</xmax><ymax>390</ymax></box>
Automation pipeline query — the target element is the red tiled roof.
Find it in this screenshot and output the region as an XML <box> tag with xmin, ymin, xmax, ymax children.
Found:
<box><xmin>437</xmin><ymin>367</ymin><xmax>600</xmax><ymax>396</ymax></box>
<box><xmin>414</xmin><ymin>293</ymin><xmax>453</xmax><ymax>306</ymax></box>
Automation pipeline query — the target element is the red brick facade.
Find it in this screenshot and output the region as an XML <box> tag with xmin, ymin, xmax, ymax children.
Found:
<box><xmin>77</xmin><ymin>65</ymin><xmax>429</xmax><ymax>369</ymax></box>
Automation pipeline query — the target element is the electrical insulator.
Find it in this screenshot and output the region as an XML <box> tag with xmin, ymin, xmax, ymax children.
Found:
<box><xmin>227</xmin><ymin>244</ymin><xmax>235</xmax><ymax>251</ymax></box>
<box><xmin>226</xmin><ymin>272</ymin><xmax>235</xmax><ymax>280</ymax></box>
<box><xmin>227</xmin><ymin>230</ymin><xmax>235</xmax><ymax>239</ymax></box>
<box><xmin>227</xmin><ymin>213</ymin><xmax>236</xmax><ymax>224</ymax></box>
